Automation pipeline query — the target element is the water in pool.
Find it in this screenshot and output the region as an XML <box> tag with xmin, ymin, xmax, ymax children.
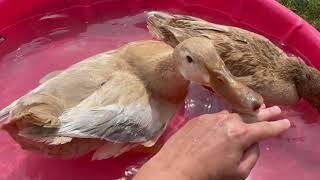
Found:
<box><xmin>0</xmin><ymin>11</ymin><xmax>320</xmax><ymax>180</ymax></box>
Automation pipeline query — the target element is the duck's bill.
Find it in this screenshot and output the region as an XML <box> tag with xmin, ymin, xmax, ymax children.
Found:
<box><xmin>146</xmin><ymin>11</ymin><xmax>206</xmax><ymax>37</ymax></box>
<box><xmin>146</xmin><ymin>11</ymin><xmax>176</xmax><ymax>43</ymax></box>
<box><xmin>146</xmin><ymin>11</ymin><xmax>193</xmax><ymax>47</ymax></box>
<box><xmin>147</xmin><ymin>11</ymin><xmax>174</xmax><ymax>21</ymax></box>
<box><xmin>207</xmin><ymin>67</ymin><xmax>264</xmax><ymax>115</ymax></box>
<box><xmin>146</xmin><ymin>11</ymin><xmax>203</xmax><ymax>23</ymax></box>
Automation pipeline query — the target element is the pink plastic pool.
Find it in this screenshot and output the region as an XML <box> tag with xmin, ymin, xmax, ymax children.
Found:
<box><xmin>1</xmin><ymin>0</ymin><xmax>320</xmax><ymax>179</ymax></box>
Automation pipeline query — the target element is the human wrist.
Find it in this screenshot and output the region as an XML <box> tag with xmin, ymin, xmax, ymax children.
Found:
<box><xmin>133</xmin><ymin>156</ymin><xmax>188</xmax><ymax>180</ymax></box>
<box><xmin>134</xmin><ymin>153</ymin><xmax>211</xmax><ymax>180</ymax></box>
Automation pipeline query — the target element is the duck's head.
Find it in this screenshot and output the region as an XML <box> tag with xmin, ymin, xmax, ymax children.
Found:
<box><xmin>173</xmin><ymin>37</ymin><xmax>263</xmax><ymax>114</ymax></box>
<box><xmin>147</xmin><ymin>11</ymin><xmax>208</xmax><ymax>47</ymax></box>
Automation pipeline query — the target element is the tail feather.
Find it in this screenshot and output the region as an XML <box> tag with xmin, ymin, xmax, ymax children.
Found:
<box><xmin>0</xmin><ymin>98</ymin><xmax>21</xmax><ymax>124</ymax></box>
<box><xmin>0</xmin><ymin>80</ymin><xmax>49</xmax><ymax>124</ymax></box>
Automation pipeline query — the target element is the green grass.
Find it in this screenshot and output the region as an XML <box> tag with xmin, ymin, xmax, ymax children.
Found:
<box><xmin>279</xmin><ymin>0</ymin><xmax>320</xmax><ymax>30</ymax></box>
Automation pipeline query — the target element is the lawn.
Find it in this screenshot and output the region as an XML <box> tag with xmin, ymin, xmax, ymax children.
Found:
<box><xmin>279</xmin><ymin>0</ymin><xmax>320</xmax><ymax>30</ymax></box>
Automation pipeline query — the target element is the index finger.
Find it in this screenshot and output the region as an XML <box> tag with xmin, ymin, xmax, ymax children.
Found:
<box><xmin>242</xmin><ymin>119</ymin><xmax>291</xmax><ymax>149</ymax></box>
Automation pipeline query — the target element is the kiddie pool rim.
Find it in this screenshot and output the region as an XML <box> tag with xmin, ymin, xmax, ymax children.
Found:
<box><xmin>0</xmin><ymin>0</ymin><xmax>319</xmax><ymax>179</ymax></box>
<box><xmin>0</xmin><ymin>0</ymin><xmax>319</xmax><ymax>68</ymax></box>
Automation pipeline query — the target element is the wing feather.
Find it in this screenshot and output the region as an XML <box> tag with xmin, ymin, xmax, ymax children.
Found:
<box><xmin>20</xmin><ymin>72</ymin><xmax>175</xmax><ymax>144</ymax></box>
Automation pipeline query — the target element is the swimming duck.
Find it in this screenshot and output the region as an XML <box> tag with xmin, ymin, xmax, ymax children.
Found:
<box><xmin>0</xmin><ymin>37</ymin><xmax>262</xmax><ymax>160</ymax></box>
<box><xmin>147</xmin><ymin>11</ymin><xmax>320</xmax><ymax>111</ymax></box>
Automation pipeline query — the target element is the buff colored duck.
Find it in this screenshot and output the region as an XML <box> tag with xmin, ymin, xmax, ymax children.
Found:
<box><xmin>147</xmin><ymin>11</ymin><xmax>320</xmax><ymax>110</ymax></box>
<box><xmin>0</xmin><ymin>37</ymin><xmax>262</xmax><ymax>160</ymax></box>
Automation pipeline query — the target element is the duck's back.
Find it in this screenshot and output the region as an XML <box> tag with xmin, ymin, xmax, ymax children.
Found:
<box><xmin>147</xmin><ymin>12</ymin><xmax>289</xmax><ymax>77</ymax></box>
<box><xmin>206</xmin><ymin>25</ymin><xmax>287</xmax><ymax>76</ymax></box>
<box><xmin>6</xmin><ymin>51</ymin><xmax>123</xmax><ymax>128</ymax></box>
<box><xmin>5</xmin><ymin>41</ymin><xmax>171</xmax><ymax>127</ymax></box>
<box><xmin>118</xmin><ymin>40</ymin><xmax>173</xmax><ymax>65</ymax></box>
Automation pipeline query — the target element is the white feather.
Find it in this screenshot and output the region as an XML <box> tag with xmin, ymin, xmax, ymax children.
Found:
<box><xmin>56</xmin><ymin>102</ymin><xmax>162</xmax><ymax>143</ymax></box>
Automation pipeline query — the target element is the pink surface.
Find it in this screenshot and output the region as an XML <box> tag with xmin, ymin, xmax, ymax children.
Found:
<box><xmin>0</xmin><ymin>0</ymin><xmax>320</xmax><ymax>179</ymax></box>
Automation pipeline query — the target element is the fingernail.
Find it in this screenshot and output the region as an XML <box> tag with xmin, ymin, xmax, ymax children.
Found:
<box><xmin>279</xmin><ymin>119</ymin><xmax>291</xmax><ymax>128</ymax></box>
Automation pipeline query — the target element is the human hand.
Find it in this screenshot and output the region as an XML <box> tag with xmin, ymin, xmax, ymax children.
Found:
<box><xmin>134</xmin><ymin>106</ymin><xmax>290</xmax><ymax>180</ymax></box>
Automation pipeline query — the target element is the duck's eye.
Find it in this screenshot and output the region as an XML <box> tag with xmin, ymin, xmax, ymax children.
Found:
<box><xmin>100</xmin><ymin>81</ymin><xmax>106</xmax><ymax>86</ymax></box>
<box><xmin>186</xmin><ymin>56</ymin><xmax>193</xmax><ymax>63</ymax></box>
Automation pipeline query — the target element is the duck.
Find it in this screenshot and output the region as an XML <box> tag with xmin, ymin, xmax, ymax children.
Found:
<box><xmin>0</xmin><ymin>37</ymin><xmax>263</xmax><ymax>160</ymax></box>
<box><xmin>147</xmin><ymin>11</ymin><xmax>320</xmax><ymax>111</ymax></box>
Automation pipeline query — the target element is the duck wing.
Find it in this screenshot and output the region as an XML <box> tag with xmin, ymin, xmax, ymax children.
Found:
<box><xmin>20</xmin><ymin>71</ymin><xmax>176</xmax><ymax>146</ymax></box>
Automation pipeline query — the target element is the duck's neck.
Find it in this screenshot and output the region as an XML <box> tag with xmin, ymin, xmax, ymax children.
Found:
<box><xmin>282</xmin><ymin>57</ymin><xmax>320</xmax><ymax>110</ymax></box>
<box><xmin>137</xmin><ymin>53</ymin><xmax>189</xmax><ymax>104</ymax></box>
